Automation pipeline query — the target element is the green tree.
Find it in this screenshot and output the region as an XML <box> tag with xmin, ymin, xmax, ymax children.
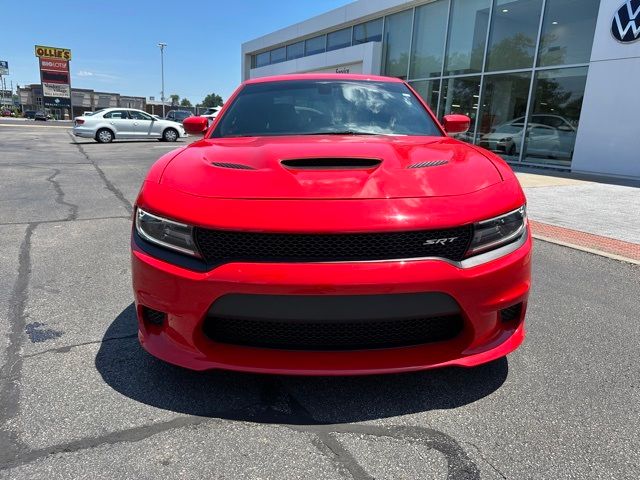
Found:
<box><xmin>201</xmin><ymin>93</ymin><xmax>224</xmax><ymax>108</ymax></box>
<box><xmin>169</xmin><ymin>94</ymin><xmax>180</xmax><ymax>106</ymax></box>
<box><xmin>180</xmin><ymin>98</ymin><xmax>192</xmax><ymax>107</ymax></box>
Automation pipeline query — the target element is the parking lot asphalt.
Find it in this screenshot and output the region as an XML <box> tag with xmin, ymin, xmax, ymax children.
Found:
<box><xmin>0</xmin><ymin>124</ymin><xmax>639</xmax><ymax>479</ymax></box>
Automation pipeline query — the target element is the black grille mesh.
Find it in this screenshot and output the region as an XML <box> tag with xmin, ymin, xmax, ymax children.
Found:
<box><xmin>500</xmin><ymin>303</ymin><xmax>523</xmax><ymax>322</ymax></box>
<box><xmin>194</xmin><ymin>226</ymin><xmax>472</xmax><ymax>265</ymax></box>
<box><xmin>204</xmin><ymin>314</ymin><xmax>464</xmax><ymax>350</ymax></box>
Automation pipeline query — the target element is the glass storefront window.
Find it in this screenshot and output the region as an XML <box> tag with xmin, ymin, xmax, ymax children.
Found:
<box><xmin>410</xmin><ymin>80</ymin><xmax>441</xmax><ymax>115</ymax></box>
<box><xmin>410</xmin><ymin>0</ymin><xmax>449</xmax><ymax>80</ymax></box>
<box><xmin>439</xmin><ymin>76</ymin><xmax>481</xmax><ymax>143</ymax></box>
<box><xmin>270</xmin><ymin>47</ymin><xmax>286</xmax><ymax>64</ymax></box>
<box><xmin>523</xmin><ymin>67</ymin><xmax>587</xmax><ymax>165</ymax></box>
<box><xmin>305</xmin><ymin>35</ymin><xmax>326</xmax><ymax>56</ymax></box>
<box><xmin>255</xmin><ymin>52</ymin><xmax>269</xmax><ymax>68</ymax></box>
<box><xmin>353</xmin><ymin>18</ymin><xmax>383</xmax><ymax>45</ymax></box>
<box><xmin>444</xmin><ymin>0</ymin><xmax>491</xmax><ymax>76</ymax></box>
<box><xmin>476</xmin><ymin>72</ymin><xmax>531</xmax><ymax>161</ymax></box>
<box><xmin>538</xmin><ymin>0</ymin><xmax>600</xmax><ymax>67</ymax></box>
<box><xmin>383</xmin><ymin>10</ymin><xmax>413</xmax><ymax>79</ymax></box>
<box><xmin>287</xmin><ymin>42</ymin><xmax>304</xmax><ymax>61</ymax></box>
<box><xmin>327</xmin><ymin>28</ymin><xmax>352</xmax><ymax>51</ymax></box>
<box><xmin>485</xmin><ymin>0</ymin><xmax>543</xmax><ymax>71</ymax></box>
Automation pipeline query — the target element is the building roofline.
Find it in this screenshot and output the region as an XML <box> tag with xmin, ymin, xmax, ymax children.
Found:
<box><xmin>241</xmin><ymin>0</ymin><xmax>417</xmax><ymax>54</ymax></box>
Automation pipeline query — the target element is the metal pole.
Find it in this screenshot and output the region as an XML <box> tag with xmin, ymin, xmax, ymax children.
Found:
<box><xmin>158</xmin><ymin>43</ymin><xmax>166</xmax><ymax>117</ymax></box>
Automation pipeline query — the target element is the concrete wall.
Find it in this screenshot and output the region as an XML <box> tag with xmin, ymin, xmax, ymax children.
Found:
<box><xmin>572</xmin><ymin>0</ymin><xmax>640</xmax><ymax>178</ymax></box>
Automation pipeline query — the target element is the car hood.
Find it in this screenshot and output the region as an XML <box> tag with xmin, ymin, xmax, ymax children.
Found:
<box><xmin>160</xmin><ymin>135</ymin><xmax>502</xmax><ymax>199</ymax></box>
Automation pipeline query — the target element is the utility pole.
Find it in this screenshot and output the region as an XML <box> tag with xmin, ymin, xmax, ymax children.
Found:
<box><xmin>158</xmin><ymin>43</ymin><xmax>167</xmax><ymax>118</ymax></box>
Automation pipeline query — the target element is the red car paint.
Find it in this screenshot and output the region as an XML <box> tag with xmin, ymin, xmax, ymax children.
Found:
<box><xmin>131</xmin><ymin>74</ymin><xmax>531</xmax><ymax>375</ymax></box>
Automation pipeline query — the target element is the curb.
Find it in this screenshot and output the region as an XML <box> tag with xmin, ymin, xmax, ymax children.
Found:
<box><xmin>530</xmin><ymin>220</ymin><xmax>640</xmax><ymax>266</ymax></box>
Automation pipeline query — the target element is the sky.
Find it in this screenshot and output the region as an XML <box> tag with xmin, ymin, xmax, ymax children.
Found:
<box><xmin>3</xmin><ymin>0</ymin><xmax>351</xmax><ymax>103</ymax></box>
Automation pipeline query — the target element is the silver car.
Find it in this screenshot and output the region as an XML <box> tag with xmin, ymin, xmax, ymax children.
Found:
<box><xmin>72</xmin><ymin>108</ymin><xmax>187</xmax><ymax>143</ymax></box>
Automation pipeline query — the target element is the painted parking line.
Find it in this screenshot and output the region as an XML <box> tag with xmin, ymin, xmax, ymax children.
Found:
<box><xmin>530</xmin><ymin>220</ymin><xmax>640</xmax><ymax>265</ymax></box>
<box><xmin>0</xmin><ymin>123</ymin><xmax>72</xmax><ymax>129</ymax></box>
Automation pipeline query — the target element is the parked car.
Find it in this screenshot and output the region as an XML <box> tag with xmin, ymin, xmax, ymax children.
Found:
<box><xmin>479</xmin><ymin>114</ymin><xmax>577</xmax><ymax>159</ymax></box>
<box><xmin>200</xmin><ymin>106</ymin><xmax>222</xmax><ymax>126</ymax></box>
<box><xmin>165</xmin><ymin>110</ymin><xmax>193</xmax><ymax>123</ymax></box>
<box><xmin>1</xmin><ymin>109</ymin><xmax>14</xmax><ymax>117</ymax></box>
<box><xmin>72</xmin><ymin>108</ymin><xmax>187</xmax><ymax>143</ymax></box>
<box><xmin>34</xmin><ymin>111</ymin><xmax>48</xmax><ymax>121</ymax></box>
<box><xmin>24</xmin><ymin>110</ymin><xmax>37</xmax><ymax>119</ymax></box>
<box><xmin>131</xmin><ymin>74</ymin><xmax>531</xmax><ymax>374</ymax></box>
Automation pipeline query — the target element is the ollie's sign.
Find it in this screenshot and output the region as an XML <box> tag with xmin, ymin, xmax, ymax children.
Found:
<box><xmin>35</xmin><ymin>45</ymin><xmax>72</xmax><ymax>61</ymax></box>
<box><xmin>36</xmin><ymin>45</ymin><xmax>72</xmax><ymax>108</ymax></box>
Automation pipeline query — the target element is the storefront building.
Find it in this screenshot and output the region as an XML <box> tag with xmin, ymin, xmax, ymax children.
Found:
<box><xmin>18</xmin><ymin>84</ymin><xmax>145</xmax><ymax>118</ymax></box>
<box><xmin>242</xmin><ymin>0</ymin><xmax>640</xmax><ymax>179</ymax></box>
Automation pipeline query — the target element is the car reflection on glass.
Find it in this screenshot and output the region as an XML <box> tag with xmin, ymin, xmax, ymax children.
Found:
<box><xmin>479</xmin><ymin>114</ymin><xmax>577</xmax><ymax>159</ymax></box>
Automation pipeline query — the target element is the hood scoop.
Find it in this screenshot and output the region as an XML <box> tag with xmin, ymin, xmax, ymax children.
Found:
<box><xmin>211</xmin><ymin>161</ymin><xmax>256</xmax><ymax>170</ymax></box>
<box><xmin>281</xmin><ymin>157</ymin><xmax>381</xmax><ymax>170</ymax></box>
<box><xmin>407</xmin><ymin>160</ymin><xmax>449</xmax><ymax>169</ymax></box>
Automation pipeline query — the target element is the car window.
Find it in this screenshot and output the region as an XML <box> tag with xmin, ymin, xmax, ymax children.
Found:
<box><xmin>104</xmin><ymin>110</ymin><xmax>129</xmax><ymax>119</ymax></box>
<box><xmin>129</xmin><ymin>111</ymin><xmax>152</xmax><ymax>120</ymax></box>
<box><xmin>530</xmin><ymin>126</ymin><xmax>554</xmax><ymax>136</ymax></box>
<box><xmin>213</xmin><ymin>80</ymin><xmax>442</xmax><ymax>138</ymax></box>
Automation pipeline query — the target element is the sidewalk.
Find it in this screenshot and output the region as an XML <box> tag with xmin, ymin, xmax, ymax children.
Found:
<box><xmin>515</xmin><ymin>169</ymin><xmax>640</xmax><ymax>264</ymax></box>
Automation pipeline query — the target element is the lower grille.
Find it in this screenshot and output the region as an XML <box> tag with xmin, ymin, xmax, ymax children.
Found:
<box><xmin>193</xmin><ymin>225</ymin><xmax>472</xmax><ymax>266</ymax></box>
<box><xmin>203</xmin><ymin>314</ymin><xmax>464</xmax><ymax>351</ymax></box>
<box><xmin>500</xmin><ymin>303</ymin><xmax>523</xmax><ymax>323</ymax></box>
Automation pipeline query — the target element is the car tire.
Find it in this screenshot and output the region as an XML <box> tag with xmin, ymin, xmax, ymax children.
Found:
<box><xmin>96</xmin><ymin>128</ymin><xmax>114</xmax><ymax>143</ymax></box>
<box><xmin>162</xmin><ymin>128</ymin><xmax>179</xmax><ymax>142</ymax></box>
<box><xmin>507</xmin><ymin>144</ymin><xmax>516</xmax><ymax>156</ymax></box>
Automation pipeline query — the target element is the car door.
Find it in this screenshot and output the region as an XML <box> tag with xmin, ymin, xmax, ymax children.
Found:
<box><xmin>103</xmin><ymin>110</ymin><xmax>134</xmax><ymax>138</ymax></box>
<box><xmin>527</xmin><ymin>125</ymin><xmax>559</xmax><ymax>157</ymax></box>
<box><xmin>129</xmin><ymin>110</ymin><xmax>157</xmax><ymax>138</ymax></box>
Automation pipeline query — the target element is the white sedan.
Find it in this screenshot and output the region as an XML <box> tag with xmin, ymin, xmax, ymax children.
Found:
<box><xmin>73</xmin><ymin>108</ymin><xmax>187</xmax><ymax>143</ymax></box>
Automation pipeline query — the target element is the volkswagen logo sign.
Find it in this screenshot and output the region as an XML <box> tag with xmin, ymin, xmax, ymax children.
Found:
<box><xmin>612</xmin><ymin>0</ymin><xmax>640</xmax><ymax>43</ymax></box>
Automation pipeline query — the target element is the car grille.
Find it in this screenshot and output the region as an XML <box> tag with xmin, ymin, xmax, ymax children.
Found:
<box><xmin>193</xmin><ymin>225</ymin><xmax>472</xmax><ymax>265</ymax></box>
<box><xmin>204</xmin><ymin>314</ymin><xmax>464</xmax><ymax>351</ymax></box>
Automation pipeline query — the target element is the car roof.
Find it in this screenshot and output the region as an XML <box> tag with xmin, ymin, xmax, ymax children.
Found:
<box><xmin>244</xmin><ymin>73</ymin><xmax>405</xmax><ymax>85</ymax></box>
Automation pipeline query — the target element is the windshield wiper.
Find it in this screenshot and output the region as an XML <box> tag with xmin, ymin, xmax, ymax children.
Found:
<box><xmin>303</xmin><ymin>130</ymin><xmax>381</xmax><ymax>136</ymax></box>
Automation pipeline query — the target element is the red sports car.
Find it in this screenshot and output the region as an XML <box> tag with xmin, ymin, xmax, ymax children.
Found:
<box><xmin>131</xmin><ymin>74</ymin><xmax>531</xmax><ymax>375</ymax></box>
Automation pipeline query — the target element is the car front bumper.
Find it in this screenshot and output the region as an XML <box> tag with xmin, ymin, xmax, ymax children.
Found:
<box><xmin>131</xmin><ymin>230</ymin><xmax>532</xmax><ymax>375</ymax></box>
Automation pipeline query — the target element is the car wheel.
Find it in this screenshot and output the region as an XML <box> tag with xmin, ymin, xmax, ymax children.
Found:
<box><xmin>507</xmin><ymin>144</ymin><xmax>516</xmax><ymax>156</ymax></box>
<box><xmin>96</xmin><ymin>128</ymin><xmax>114</xmax><ymax>143</ymax></box>
<box><xmin>162</xmin><ymin>128</ymin><xmax>179</xmax><ymax>142</ymax></box>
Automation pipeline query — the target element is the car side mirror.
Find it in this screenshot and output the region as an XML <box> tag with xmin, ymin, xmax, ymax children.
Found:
<box><xmin>442</xmin><ymin>114</ymin><xmax>471</xmax><ymax>135</ymax></box>
<box><xmin>183</xmin><ymin>116</ymin><xmax>209</xmax><ymax>135</ymax></box>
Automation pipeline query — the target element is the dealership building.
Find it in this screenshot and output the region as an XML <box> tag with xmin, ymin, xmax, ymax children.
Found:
<box><xmin>242</xmin><ymin>0</ymin><xmax>640</xmax><ymax>179</ymax></box>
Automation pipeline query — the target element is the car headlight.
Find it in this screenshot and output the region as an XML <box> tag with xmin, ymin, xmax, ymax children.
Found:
<box><xmin>466</xmin><ymin>206</ymin><xmax>527</xmax><ymax>257</ymax></box>
<box><xmin>135</xmin><ymin>208</ymin><xmax>200</xmax><ymax>257</ymax></box>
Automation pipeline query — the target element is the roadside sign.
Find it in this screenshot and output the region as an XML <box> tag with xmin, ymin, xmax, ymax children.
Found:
<box><xmin>36</xmin><ymin>46</ymin><xmax>72</xmax><ymax>109</ymax></box>
<box><xmin>0</xmin><ymin>60</ymin><xmax>8</xmax><ymax>75</ymax></box>
<box><xmin>35</xmin><ymin>45</ymin><xmax>71</xmax><ymax>61</ymax></box>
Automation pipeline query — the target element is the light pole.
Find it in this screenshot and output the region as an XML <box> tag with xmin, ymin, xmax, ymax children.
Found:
<box><xmin>158</xmin><ymin>42</ymin><xmax>167</xmax><ymax>117</ymax></box>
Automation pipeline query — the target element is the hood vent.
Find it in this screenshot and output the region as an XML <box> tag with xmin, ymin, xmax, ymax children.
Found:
<box><xmin>211</xmin><ymin>162</ymin><xmax>256</xmax><ymax>170</ymax></box>
<box><xmin>408</xmin><ymin>160</ymin><xmax>449</xmax><ymax>169</ymax></box>
<box><xmin>281</xmin><ymin>158</ymin><xmax>382</xmax><ymax>170</ymax></box>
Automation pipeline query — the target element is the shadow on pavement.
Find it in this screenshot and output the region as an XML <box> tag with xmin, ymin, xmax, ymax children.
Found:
<box><xmin>96</xmin><ymin>304</ymin><xmax>508</xmax><ymax>425</ymax></box>
<box><xmin>69</xmin><ymin>140</ymin><xmax>186</xmax><ymax>145</ymax></box>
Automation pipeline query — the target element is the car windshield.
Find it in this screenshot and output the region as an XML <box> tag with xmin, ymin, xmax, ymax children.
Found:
<box><xmin>212</xmin><ymin>79</ymin><xmax>442</xmax><ymax>138</ymax></box>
